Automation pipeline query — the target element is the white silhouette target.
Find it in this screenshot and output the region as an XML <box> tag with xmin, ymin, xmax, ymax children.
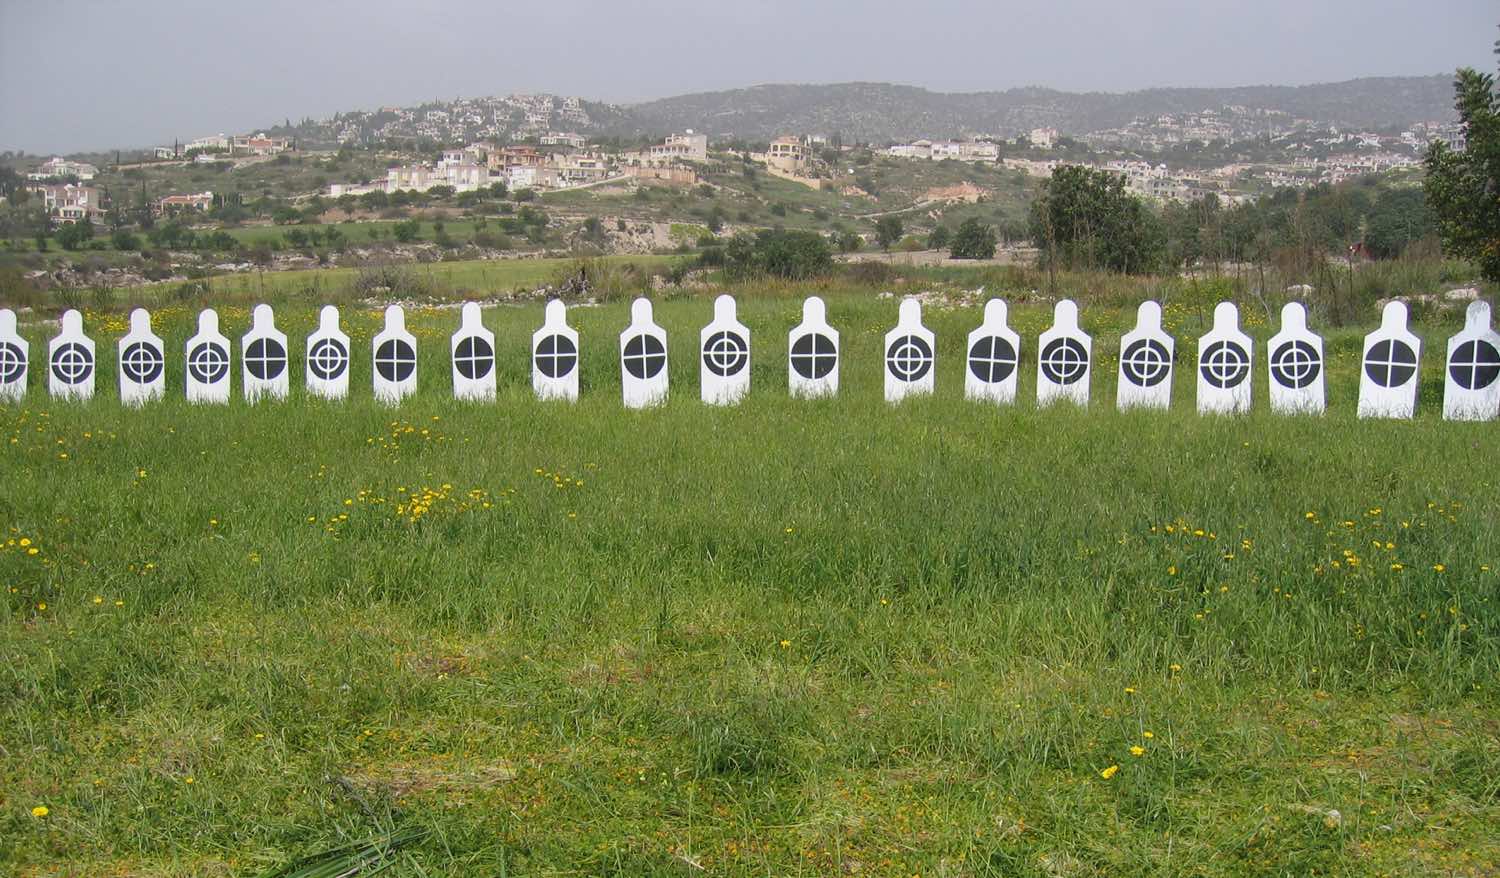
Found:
<box><xmin>1196</xmin><ymin>302</ymin><xmax>1253</xmax><ymax>415</ymax></box>
<box><xmin>241</xmin><ymin>304</ymin><xmax>289</xmax><ymax>403</ymax></box>
<box><xmin>1267</xmin><ymin>302</ymin><xmax>1324</xmax><ymax>415</ymax></box>
<box><xmin>373</xmin><ymin>304</ymin><xmax>417</xmax><ymax>405</ymax></box>
<box><xmin>1442</xmin><ymin>300</ymin><xmax>1500</xmax><ymax>422</ymax></box>
<box><xmin>789</xmin><ymin>296</ymin><xmax>839</xmax><ymax>399</ymax></box>
<box><xmin>1116</xmin><ymin>301</ymin><xmax>1174</xmax><ymax>411</ymax></box>
<box><xmin>0</xmin><ymin>309</ymin><xmax>29</xmax><ymax>402</ymax></box>
<box><xmin>48</xmin><ymin>309</ymin><xmax>95</xmax><ymax>401</ymax></box>
<box><xmin>532</xmin><ymin>299</ymin><xmax>579</xmax><ymax>402</ymax></box>
<box><xmin>451</xmin><ymin>302</ymin><xmax>496</xmax><ymax>402</ymax></box>
<box><xmin>306</xmin><ymin>305</ymin><xmax>350</xmax><ymax>400</ymax></box>
<box><xmin>1358</xmin><ymin>301</ymin><xmax>1421</xmax><ymax>420</ymax></box>
<box><xmin>701</xmin><ymin>294</ymin><xmax>750</xmax><ymax>405</ymax></box>
<box><xmin>620</xmin><ymin>298</ymin><xmax>668</xmax><ymax>409</ymax></box>
<box><xmin>184</xmin><ymin>309</ymin><xmax>231</xmax><ymax>404</ymax></box>
<box><xmin>1036</xmin><ymin>300</ymin><xmax>1091</xmax><ymax>407</ymax></box>
<box><xmin>965</xmin><ymin>299</ymin><xmax>1020</xmax><ymax>405</ymax></box>
<box><xmin>884</xmin><ymin>297</ymin><xmax>935</xmax><ymax>403</ymax></box>
<box><xmin>117</xmin><ymin>308</ymin><xmax>165</xmax><ymax>407</ymax></box>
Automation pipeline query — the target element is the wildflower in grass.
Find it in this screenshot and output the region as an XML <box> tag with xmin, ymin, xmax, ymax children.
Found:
<box><xmin>37</xmin><ymin>602</ymin><xmax>45</xmax><ymax>611</ymax></box>
<box><xmin>779</xmin><ymin>639</ymin><xmax>791</xmax><ymax>649</ymax></box>
<box><xmin>92</xmin><ymin>596</ymin><xmax>102</xmax><ymax>604</ymax></box>
<box><xmin>1124</xmin><ymin>687</ymin><xmax>1136</xmax><ymax>694</ymax></box>
<box><xmin>1433</xmin><ymin>564</ymin><xmax>1445</xmax><ymax>573</ymax></box>
<box><xmin>1169</xmin><ymin>663</ymin><xmax>1182</xmax><ymax>673</ymax></box>
<box><xmin>1130</xmin><ymin>746</ymin><xmax>1145</xmax><ymax>757</ymax></box>
<box><xmin>184</xmin><ymin>776</ymin><xmax>194</xmax><ymax>784</ymax></box>
<box><xmin>1142</xmin><ymin>731</ymin><xmax>1154</xmax><ymax>738</ymax></box>
<box><xmin>1305</xmin><ymin>512</ymin><xmax>1316</xmax><ymax>520</ymax></box>
<box><xmin>114</xmin><ymin>600</ymin><xmax>123</xmax><ymax>607</ymax></box>
<box><xmin>1099</xmin><ymin>765</ymin><xmax>1119</xmax><ymax>779</ymax></box>
<box><xmin>1167</xmin><ymin>565</ymin><xmax>1177</xmax><ymax>576</ymax></box>
<box><xmin>31</xmin><ymin>806</ymin><xmax>48</xmax><ymax>818</ymax></box>
<box><xmin>19</xmin><ymin>538</ymin><xmax>30</xmax><ymax>547</ymax></box>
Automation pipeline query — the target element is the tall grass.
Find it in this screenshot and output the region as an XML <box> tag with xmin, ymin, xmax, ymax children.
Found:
<box><xmin>1</xmin><ymin>294</ymin><xmax>1497</xmax><ymax>876</ymax></box>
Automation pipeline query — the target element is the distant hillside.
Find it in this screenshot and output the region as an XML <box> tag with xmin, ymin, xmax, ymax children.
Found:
<box><xmin>609</xmin><ymin>77</ymin><xmax>1457</xmax><ymax>142</ymax></box>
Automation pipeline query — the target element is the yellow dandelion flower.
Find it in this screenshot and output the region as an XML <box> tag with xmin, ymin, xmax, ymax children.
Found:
<box><xmin>19</xmin><ymin>537</ymin><xmax>30</xmax><ymax>547</ymax></box>
<box><xmin>1169</xmin><ymin>663</ymin><xmax>1182</xmax><ymax>672</ymax></box>
<box><xmin>31</xmin><ymin>806</ymin><xmax>48</xmax><ymax>817</ymax></box>
<box><xmin>36</xmin><ymin>602</ymin><xmax>45</xmax><ymax>611</ymax></box>
<box><xmin>92</xmin><ymin>596</ymin><xmax>102</xmax><ymax>604</ymax></box>
<box><xmin>779</xmin><ymin>639</ymin><xmax>791</xmax><ymax>648</ymax></box>
<box><xmin>1167</xmin><ymin>565</ymin><xmax>1177</xmax><ymax>576</ymax></box>
<box><xmin>1130</xmin><ymin>746</ymin><xmax>1145</xmax><ymax>757</ymax></box>
<box><xmin>184</xmin><ymin>776</ymin><xmax>194</xmax><ymax>784</ymax></box>
<box><xmin>1124</xmin><ymin>686</ymin><xmax>1136</xmax><ymax>694</ymax></box>
<box><xmin>1143</xmin><ymin>731</ymin><xmax>1154</xmax><ymax>738</ymax></box>
<box><xmin>1433</xmin><ymin>564</ymin><xmax>1445</xmax><ymax>573</ymax></box>
<box><xmin>1099</xmin><ymin>764</ymin><xmax>1119</xmax><ymax>779</ymax></box>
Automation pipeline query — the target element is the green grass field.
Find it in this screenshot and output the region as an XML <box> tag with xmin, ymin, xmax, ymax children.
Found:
<box><xmin>3</xmin><ymin>292</ymin><xmax>1498</xmax><ymax>876</ymax></box>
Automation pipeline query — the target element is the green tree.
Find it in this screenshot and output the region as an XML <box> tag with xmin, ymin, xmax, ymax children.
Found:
<box><xmin>392</xmin><ymin>219</ymin><xmax>420</xmax><ymax>242</ymax></box>
<box><xmin>724</xmin><ymin>229</ymin><xmax>832</xmax><ymax>280</ymax></box>
<box><xmin>1364</xmin><ymin>188</ymin><xmax>1436</xmax><ymax>259</ymax></box>
<box><xmin>111</xmin><ymin>229</ymin><xmax>140</xmax><ymax>251</ymax></box>
<box><xmin>1029</xmin><ymin>164</ymin><xmax>1165</xmax><ymax>274</ymax></box>
<box><xmin>949</xmin><ymin>218</ymin><xmax>997</xmax><ymax>260</ymax></box>
<box><xmin>56</xmin><ymin>217</ymin><xmax>95</xmax><ymax>251</ymax></box>
<box><xmin>927</xmin><ymin>225</ymin><xmax>951</xmax><ymax>250</ymax></box>
<box><xmin>875</xmin><ymin>216</ymin><xmax>904</xmax><ymax>250</ymax></box>
<box><xmin>1424</xmin><ymin>34</ymin><xmax>1500</xmax><ymax>280</ymax></box>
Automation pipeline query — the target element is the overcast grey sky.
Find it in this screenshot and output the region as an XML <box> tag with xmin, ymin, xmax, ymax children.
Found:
<box><xmin>1</xmin><ymin>0</ymin><xmax>1494</xmax><ymax>154</ymax></box>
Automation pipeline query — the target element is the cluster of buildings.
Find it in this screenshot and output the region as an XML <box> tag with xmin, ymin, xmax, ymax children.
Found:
<box><xmin>26</xmin><ymin>157</ymin><xmax>99</xmax><ymax>181</ymax></box>
<box><xmin>327</xmin><ymin>129</ymin><xmax>720</xmax><ymax>198</ymax></box>
<box><xmin>153</xmin><ymin>132</ymin><xmax>292</xmax><ymax>161</ymax></box>
<box><xmin>25</xmin><ymin>183</ymin><xmax>105</xmax><ymax>223</ymax></box>
<box><xmin>885</xmin><ymin>138</ymin><xmax>1001</xmax><ymax>162</ymax></box>
<box><xmin>323</xmin><ymin>93</ymin><xmax>598</xmax><ymax>146</ymax></box>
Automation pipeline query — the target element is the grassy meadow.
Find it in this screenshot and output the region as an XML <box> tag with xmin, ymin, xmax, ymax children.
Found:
<box><xmin>2</xmin><ymin>291</ymin><xmax>1499</xmax><ymax>877</ymax></box>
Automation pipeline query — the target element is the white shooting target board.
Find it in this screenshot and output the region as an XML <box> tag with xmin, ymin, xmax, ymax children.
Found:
<box><xmin>1442</xmin><ymin>299</ymin><xmax>1500</xmax><ymax>422</ymax></box>
<box><xmin>884</xmin><ymin>297</ymin><xmax>935</xmax><ymax>403</ymax></box>
<box><xmin>305</xmin><ymin>305</ymin><xmax>350</xmax><ymax>400</ymax></box>
<box><xmin>185</xmin><ymin>309</ymin><xmax>232</xmax><ymax>404</ymax></box>
<box><xmin>49</xmin><ymin>309</ymin><xmax>95</xmax><ymax>401</ymax></box>
<box><xmin>620</xmin><ymin>297</ymin><xmax>668</xmax><ymax>409</ymax></box>
<box><xmin>1196</xmin><ymin>302</ymin><xmax>1253</xmax><ymax>415</ymax></box>
<box><xmin>1116</xmin><ymin>300</ymin><xmax>1174</xmax><ymax>411</ymax></box>
<box><xmin>532</xmin><ymin>299</ymin><xmax>579</xmax><ymax>402</ymax></box>
<box><xmin>117</xmin><ymin>308</ymin><xmax>165</xmax><ymax>407</ymax></box>
<box><xmin>788</xmin><ymin>296</ymin><xmax>839</xmax><ymax>399</ymax></box>
<box><xmin>700</xmin><ymin>294</ymin><xmax>750</xmax><ymax>405</ymax></box>
<box><xmin>1266</xmin><ymin>302</ymin><xmax>1325</xmax><ymax>415</ymax></box>
<box><xmin>241</xmin><ymin>304</ymin><xmax>289</xmax><ymax>403</ymax></box>
<box><xmin>372</xmin><ymin>304</ymin><xmax>417</xmax><ymax>405</ymax></box>
<box><xmin>451</xmin><ymin>302</ymin><xmax>496</xmax><ymax>402</ymax></box>
<box><xmin>1358</xmin><ymin>301</ymin><xmax>1421</xmax><ymax>420</ymax></box>
<box><xmin>1036</xmin><ymin>299</ymin><xmax>1091</xmax><ymax>407</ymax></box>
<box><xmin>0</xmin><ymin>308</ymin><xmax>30</xmax><ymax>402</ymax></box>
<box><xmin>965</xmin><ymin>298</ymin><xmax>1020</xmax><ymax>405</ymax></box>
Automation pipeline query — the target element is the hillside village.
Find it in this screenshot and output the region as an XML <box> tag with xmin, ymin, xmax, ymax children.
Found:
<box><xmin>7</xmin><ymin>77</ymin><xmax>1465</xmax><ymax>237</ymax></box>
<box><xmin>0</xmin><ymin>76</ymin><xmax>1467</xmax><ymax>298</ymax></box>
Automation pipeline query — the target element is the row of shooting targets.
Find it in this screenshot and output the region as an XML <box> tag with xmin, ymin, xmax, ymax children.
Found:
<box><xmin>2</xmin><ymin>299</ymin><xmax>1497</xmax><ymax>421</ymax></box>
